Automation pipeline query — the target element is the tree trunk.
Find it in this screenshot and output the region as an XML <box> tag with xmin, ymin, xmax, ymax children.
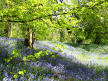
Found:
<box><xmin>7</xmin><ymin>3</ymin><xmax>12</xmax><ymax>38</ymax></box>
<box><xmin>74</xmin><ymin>34</ymin><xmax>77</xmax><ymax>44</ymax></box>
<box><xmin>31</xmin><ymin>31</ymin><xmax>36</xmax><ymax>49</ymax></box>
<box><xmin>8</xmin><ymin>22</ymin><xmax>12</xmax><ymax>38</ymax></box>
<box><xmin>24</xmin><ymin>28</ymin><xmax>36</xmax><ymax>49</ymax></box>
<box><xmin>24</xmin><ymin>28</ymin><xmax>30</xmax><ymax>47</ymax></box>
<box><xmin>94</xmin><ymin>32</ymin><xmax>100</xmax><ymax>44</ymax></box>
<box><xmin>60</xmin><ymin>29</ymin><xmax>65</xmax><ymax>42</ymax></box>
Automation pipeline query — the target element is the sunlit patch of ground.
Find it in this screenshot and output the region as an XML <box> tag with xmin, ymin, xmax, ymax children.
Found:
<box><xmin>39</xmin><ymin>41</ymin><xmax>108</xmax><ymax>67</ymax></box>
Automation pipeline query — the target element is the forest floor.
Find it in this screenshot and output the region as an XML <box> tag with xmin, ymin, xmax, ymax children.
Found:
<box><xmin>0</xmin><ymin>37</ymin><xmax>108</xmax><ymax>81</ymax></box>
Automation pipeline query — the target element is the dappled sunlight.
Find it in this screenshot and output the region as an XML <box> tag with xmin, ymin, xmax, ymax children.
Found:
<box><xmin>33</xmin><ymin>41</ymin><xmax>108</xmax><ymax>80</ymax></box>
<box><xmin>0</xmin><ymin>0</ymin><xmax>108</xmax><ymax>80</ymax></box>
<box><xmin>40</xmin><ymin>41</ymin><xmax>108</xmax><ymax>67</ymax></box>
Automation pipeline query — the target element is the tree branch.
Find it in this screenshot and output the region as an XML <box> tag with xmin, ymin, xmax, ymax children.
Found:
<box><xmin>0</xmin><ymin>12</ymin><xmax>69</xmax><ymax>23</ymax></box>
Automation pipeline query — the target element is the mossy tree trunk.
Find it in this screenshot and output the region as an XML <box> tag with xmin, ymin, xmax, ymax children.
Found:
<box><xmin>24</xmin><ymin>28</ymin><xmax>30</xmax><ymax>47</ymax></box>
<box><xmin>31</xmin><ymin>31</ymin><xmax>36</xmax><ymax>49</ymax></box>
<box><xmin>24</xmin><ymin>28</ymin><xmax>36</xmax><ymax>49</ymax></box>
<box><xmin>7</xmin><ymin>22</ymin><xmax>12</xmax><ymax>38</ymax></box>
<box><xmin>7</xmin><ymin>3</ymin><xmax>12</xmax><ymax>38</ymax></box>
<box><xmin>60</xmin><ymin>29</ymin><xmax>65</xmax><ymax>42</ymax></box>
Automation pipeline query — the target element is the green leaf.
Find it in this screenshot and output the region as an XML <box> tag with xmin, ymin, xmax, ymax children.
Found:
<box><xmin>50</xmin><ymin>52</ymin><xmax>53</xmax><ymax>55</ymax></box>
<box><xmin>59</xmin><ymin>49</ymin><xmax>63</xmax><ymax>52</ymax></box>
<box><xmin>27</xmin><ymin>55</ymin><xmax>34</xmax><ymax>60</ymax></box>
<box><xmin>13</xmin><ymin>74</ymin><xmax>18</xmax><ymax>79</ymax></box>
<box><xmin>39</xmin><ymin>76</ymin><xmax>42</xmax><ymax>80</ymax></box>
<box><xmin>12</xmin><ymin>50</ymin><xmax>21</xmax><ymax>57</ymax></box>
<box><xmin>51</xmin><ymin>47</ymin><xmax>56</xmax><ymax>51</ymax></box>
<box><xmin>23</xmin><ymin>70</ymin><xmax>26</xmax><ymax>73</ymax></box>
<box><xmin>18</xmin><ymin>70</ymin><xmax>24</xmax><ymax>75</ymax></box>
<box><xmin>45</xmin><ymin>50</ymin><xmax>49</xmax><ymax>55</ymax></box>
<box><xmin>34</xmin><ymin>51</ymin><xmax>43</xmax><ymax>58</ymax></box>
<box><xmin>23</xmin><ymin>56</ymin><xmax>27</xmax><ymax>61</ymax></box>
<box><xmin>51</xmin><ymin>55</ymin><xmax>55</xmax><ymax>58</ymax></box>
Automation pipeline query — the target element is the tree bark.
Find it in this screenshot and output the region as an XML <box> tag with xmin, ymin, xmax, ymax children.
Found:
<box><xmin>74</xmin><ymin>34</ymin><xmax>77</xmax><ymax>44</ymax></box>
<box><xmin>60</xmin><ymin>29</ymin><xmax>65</xmax><ymax>42</ymax></box>
<box><xmin>24</xmin><ymin>28</ymin><xmax>36</xmax><ymax>49</ymax></box>
<box><xmin>94</xmin><ymin>32</ymin><xmax>101</xmax><ymax>44</ymax></box>
<box><xmin>7</xmin><ymin>22</ymin><xmax>12</xmax><ymax>38</ymax></box>
<box><xmin>24</xmin><ymin>28</ymin><xmax>30</xmax><ymax>47</ymax></box>
<box><xmin>7</xmin><ymin>3</ymin><xmax>12</xmax><ymax>38</ymax></box>
<box><xmin>31</xmin><ymin>31</ymin><xmax>36</xmax><ymax>49</ymax></box>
